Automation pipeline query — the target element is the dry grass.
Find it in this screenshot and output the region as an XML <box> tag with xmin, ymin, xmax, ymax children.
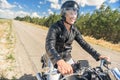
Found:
<box><xmin>83</xmin><ymin>36</ymin><xmax>120</xmax><ymax>52</ymax></box>
<box><xmin>0</xmin><ymin>19</ymin><xmax>17</xmax><ymax>79</ymax></box>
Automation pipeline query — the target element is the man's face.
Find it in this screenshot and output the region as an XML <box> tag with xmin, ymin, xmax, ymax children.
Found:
<box><xmin>65</xmin><ymin>8</ymin><xmax>78</xmax><ymax>24</ymax></box>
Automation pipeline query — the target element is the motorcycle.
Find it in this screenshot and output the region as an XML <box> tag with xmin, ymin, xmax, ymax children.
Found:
<box><xmin>36</xmin><ymin>56</ymin><xmax>120</xmax><ymax>80</ymax></box>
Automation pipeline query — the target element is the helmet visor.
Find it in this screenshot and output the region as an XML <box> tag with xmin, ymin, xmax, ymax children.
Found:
<box><xmin>65</xmin><ymin>7</ymin><xmax>78</xmax><ymax>16</ymax></box>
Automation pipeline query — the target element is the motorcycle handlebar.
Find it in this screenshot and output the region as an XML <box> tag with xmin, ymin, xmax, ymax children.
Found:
<box><xmin>47</xmin><ymin>59</ymin><xmax>111</xmax><ymax>75</ymax></box>
<box><xmin>100</xmin><ymin>58</ymin><xmax>111</xmax><ymax>69</ymax></box>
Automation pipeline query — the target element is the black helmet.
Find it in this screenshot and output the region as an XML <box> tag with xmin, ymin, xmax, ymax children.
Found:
<box><xmin>61</xmin><ymin>0</ymin><xmax>79</xmax><ymax>18</ymax></box>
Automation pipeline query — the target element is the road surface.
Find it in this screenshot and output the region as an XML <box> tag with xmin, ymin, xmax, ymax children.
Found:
<box><xmin>13</xmin><ymin>20</ymin><xmax>120</xmax><ymax>80</ymax></box>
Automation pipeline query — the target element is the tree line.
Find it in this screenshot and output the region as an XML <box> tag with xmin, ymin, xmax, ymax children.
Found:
<box><xmin>15</xmin><ymin>5</ymin><xmax>120</xmax><ymax>44</ymax></box>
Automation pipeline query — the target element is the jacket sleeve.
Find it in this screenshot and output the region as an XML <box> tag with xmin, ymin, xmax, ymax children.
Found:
<box><xmin>45</xmin><ymin>25</ymin><xmax>62</xmax><ymax>66</ymax></box>
<box><xmin>74</xmin><ymin>28</ymin><xmax>101</xmax><ymax>61</ymax></box>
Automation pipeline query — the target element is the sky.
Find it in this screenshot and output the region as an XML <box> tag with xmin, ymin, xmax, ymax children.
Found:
<box><xmin>0</xmin><ymin>0</ymin><xmax>119</xmax><ymax>19</ymax></box>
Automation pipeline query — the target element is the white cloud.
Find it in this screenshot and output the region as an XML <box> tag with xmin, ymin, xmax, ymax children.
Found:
<box><xmin>0</xmin><ymin>0</ymin><xmax>41</xmax><ymax>19</ymax></box>
<box><xmin>18</xmin><ymin>5</ymin><xmax>23</xmax><ymax>9</ymax></box>
<box><xmin>31</xmin><ymin>12</ymin><xmax>41</xmax><ymax>18</ymax></box>
<box><xmin>47</xmin><ymin>0</ymin><xmax>60</xmax><ymax>9</ymax></box>
<box><xmin>0</xmin><ymin>0</ymin><xmax>16</xmax><ymax>9</ymax></box>
<box><xmin>43</xmin><ymin>12</ymin><xmax>46</xmax><ymax>15</ymax></box>
<box><xmin>0</xmin><ymin>9</ymin><xmax>41</xmax><ymax>19</ymax></box>
<box><xmin>75</xmin><ymin>0</ymin><xmax>86</xmax><ymax>7</ymax></box>
<box><xmin>74</xmin><ymin>0</ymin><xmax>105</xmax><ymax>9</ymax></box>
<box><xmin>109</xmin><ymin>0</ymin><xmax>118</xmax><ymax>3</ymax></box>
<box><xmin>61</xmin><ymin>0</ymin><xmax>68</xmax><ymax>3</ymax></box>
<box><xmin>0</xmin><ymin>9</ymin><xmax>4</xmax><ymax>12</ymax></box>
<box><xmin>0</xmin><ymin>9</ymin><xmax>14</xmax><ymax>18</ymax></box>
<box><xmin>47</xmin><ymin>0</ymin><xmax>58</xmax><ymax>3</ymax></box>
<box><xmin>60</xmin><ymin>0</ymin><xmax>106</xmax><ymax>9</ymax></box>
<box><xmin>51</xmin><ymin>2</ymin><xmax>60</xmax><ymax>9</ymax></box>
<box><xmin>0</xmin><ymin>9</ymin><xmax>30</xmax><ymax>19</ymax></box>
<box><xmin>15</xmin><ymin>11</ymin><xmax>30</xmax><ymax>18</ymax></box>
<box><xmin>47</xmin><ymin>0</ymin><xmax>106</xmax><ymax>10</ymax></box>
<box><xmin>48</xmin><ymin>9</ymin><xmax>54</xmax><ymax>15</ymax></box>
<box><xmin>86</xmin><ymin>0</ymin><xmax>105</xmax><ymax>9</ymax></box>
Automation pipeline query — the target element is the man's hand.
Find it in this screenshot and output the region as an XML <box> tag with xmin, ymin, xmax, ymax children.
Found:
<box><xmin>57</xmin><ymin>59</ymin><xmax>73</xmax><ymax>75</ymax></box>
<box><xmin>99</xmin><ymin>55</ymin><xmax>110</xmax><ymax>62</ymax></box>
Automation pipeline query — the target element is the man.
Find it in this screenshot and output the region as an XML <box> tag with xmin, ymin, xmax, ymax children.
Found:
<box><xmin>45</xmin><ymin>0</ymin><xmax>110</xmax><ymax>80</ymax></box>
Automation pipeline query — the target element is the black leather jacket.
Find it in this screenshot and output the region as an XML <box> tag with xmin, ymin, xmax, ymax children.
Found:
<box><xmin>45</xmin><ymin>20</ymin><xmax>101</xmax><ymax>66</ymax></box>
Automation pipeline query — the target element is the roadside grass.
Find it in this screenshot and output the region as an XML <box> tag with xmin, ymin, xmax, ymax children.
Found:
<box><xmin>6</xmin><ymin>52</ymin><xmax>15</xmax><ymax>61</ymax></box>
<box><xmin>0</xmin><ymin>19</ymin><xmax>16</xmax><ymax>79</ymax></box>
<box><xmin>84</xmin><ymin>36</ymin><xmax>120</xmax><ymax>52</ymax></box>
<box><xmin>0</xmin><ymin>72</ymin><xmax>8</xmax><ymax>80</ymax></box>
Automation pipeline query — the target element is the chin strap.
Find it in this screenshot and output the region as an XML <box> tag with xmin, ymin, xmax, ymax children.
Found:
<box><xmin>62</xmin><ymin>16</ymin><xmax>72</xmax><ymax>26</ymax></box>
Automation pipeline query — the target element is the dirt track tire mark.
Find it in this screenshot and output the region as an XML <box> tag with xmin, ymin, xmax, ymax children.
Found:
<box><xmin>13</xmin><ymin>20</ymin><xmax>45</xmax><ymax>79</ymax></box>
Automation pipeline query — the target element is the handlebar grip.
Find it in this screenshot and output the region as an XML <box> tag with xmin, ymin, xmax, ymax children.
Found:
<box><xmin>101</xmin><ymin>58</ymin><xmax>111</xmax><ymax>65</ymax></box>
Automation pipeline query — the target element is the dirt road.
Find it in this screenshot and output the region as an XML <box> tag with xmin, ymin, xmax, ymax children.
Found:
<box><xmin>13</xmin><ymin>20</ymin><xmax>120</xmax><ymax>80</ymax></box>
